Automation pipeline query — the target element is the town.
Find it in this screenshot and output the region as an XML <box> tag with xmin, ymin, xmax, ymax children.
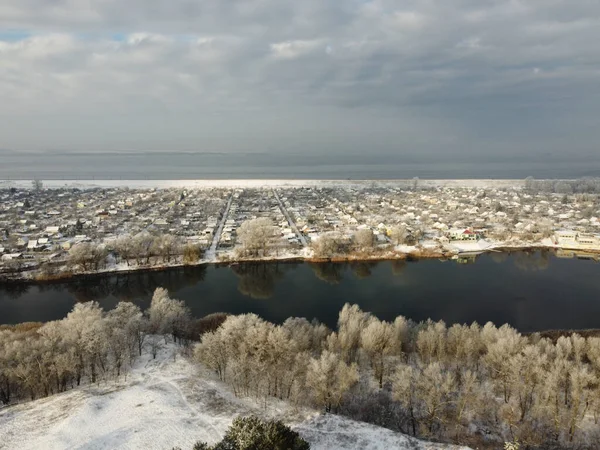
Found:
<box><xmin>1</xmin><ymin>179</ymin><xmax>600</xmax><ymax>281</ymax></box>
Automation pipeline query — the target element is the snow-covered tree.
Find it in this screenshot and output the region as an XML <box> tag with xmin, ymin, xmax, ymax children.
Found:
<box><xmin>337</xmin><ymin>303</ymin><xmax>372</xmax><ymax>364</ymax></box>
<box><xmin>360</xmin><ymin>319</ymin><xmax>399</xmax><ymax>388</ymax></box>
<box><xmin>305</xmin><ymin>350</ymin><xmax>359</xmax><ymax>412</ymax></box>
<box><xmin>236</xmin><ymin>217</ymin><xmax>275</xmax><ymax>257</ymax></box>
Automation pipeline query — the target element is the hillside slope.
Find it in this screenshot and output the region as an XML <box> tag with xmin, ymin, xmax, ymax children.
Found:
<box><xmin>0</xmin><ymin>344</ymin><xmax>469</xmax><ymax>450</ymax></box>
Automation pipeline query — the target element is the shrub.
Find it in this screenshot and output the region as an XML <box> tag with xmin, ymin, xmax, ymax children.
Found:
<box><xmin>194</xmin><ymin>416</ymin><xmax>310</xmax><ymax>450</ymax></box>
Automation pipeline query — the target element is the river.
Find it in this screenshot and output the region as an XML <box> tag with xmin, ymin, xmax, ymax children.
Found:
<box><xmin>1</xmin><ymin>251</ymin><xmax>599</xmax><ymax>331</ymax></box>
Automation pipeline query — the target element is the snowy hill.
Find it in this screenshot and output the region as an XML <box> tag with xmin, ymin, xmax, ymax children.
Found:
<box><xmin>0</xmin><ymin>344</ymin><xmax>469</xmax><ymax>450</ymax></box>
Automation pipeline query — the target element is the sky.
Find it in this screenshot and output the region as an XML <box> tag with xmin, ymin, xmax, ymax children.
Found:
<box><xmin>1</xmin><ymin>0</ymin><xmax>599</xmax><ymax>161</ymax></box>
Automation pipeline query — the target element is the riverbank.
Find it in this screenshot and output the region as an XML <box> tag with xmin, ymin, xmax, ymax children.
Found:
<box><xmin>3</xmin><ymin>242</ymin><xmax>600</xmax><ymax>285</ymax></box>
<box><xmin>0</xmin><ymin>245</ymin><xmax>497</xmax><ymax>284</ymax></box>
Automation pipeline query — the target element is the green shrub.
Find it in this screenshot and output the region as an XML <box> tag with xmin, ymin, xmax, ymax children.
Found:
<box><xmin>194</xmin><ymin>416</ymin><xmax>310</xmax><ymax>450</ymax></box>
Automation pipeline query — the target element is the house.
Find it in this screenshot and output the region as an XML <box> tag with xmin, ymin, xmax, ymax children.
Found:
<box><xmin>554</xmin><ymin>230</ymin><xmax>600</xmax><ymax>249</ymax></box>
<box><xmin>554</xmin><ymin>230</ymin><xmax>577</xmax><ymax>246</ymax></box>
<box><xmin>2</xmin><ymin>253</ymin><xmax>22</xmax><ymax>261</ymax></box>
<box><xmin>448</xmin><ymin>228</ymin><xmax>479</xmax><ymax>241</ymax></box>
<box><xmin>16</xmin><ymin>237</ymin><xmax>29</xmax><ymax>247</ymax></box>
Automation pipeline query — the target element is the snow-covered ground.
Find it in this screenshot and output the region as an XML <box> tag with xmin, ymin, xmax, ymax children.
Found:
<box><xmin>444</xmin><ymin>239</ymin><xmax>495</xmax><ymax>254</ymax></box>
<box><xmin>0</xmin><ymin>344</ymin><xmax>469</xmax><ymax>450</ymax></box>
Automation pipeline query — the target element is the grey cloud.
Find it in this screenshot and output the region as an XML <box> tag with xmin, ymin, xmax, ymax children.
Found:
<box><xmin>0</xmin><ymin>0</ymin><xmax>599</xmax><ymax>157</ymax></box>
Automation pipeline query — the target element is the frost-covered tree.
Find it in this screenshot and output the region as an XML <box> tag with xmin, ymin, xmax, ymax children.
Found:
<box><xmin>483</xmin><ymin>325</ymin><xmax>526</xmax><ymax>403</ymax></box>
<box><xmin>152</xmin><ymin>234</ymin><xmax>181</xmax><ymax>263</ymax></box>
<box><xmin>360</xmin><ymin>319</ymin><xmax>398</xmax><ymax>388</ymax></box>
<box><xmin>311</xmin><ymin>232</ymin><xmax>343</xmax><ymax>258</ymax></box>
<box><xmin>416</xmin><ymin>320</ymin><xmax>447</xmax><ymax>364</ymax></box>
<box><xmin>32</xmin><ymin>179</ymin><xmax>43</xmax><ymax>191</ymax></box>
<box><xmin>389</xmin><ymin>225</ymin><xmax>408</xmax><ymax>245</ymax></box>
<box><xmin>194</xmin><ymin>330</ymin><xmax>229</xmax><ymax>381</ymax></box>
<box><xmin>237</xmin><ymin>217</ymin><xmax>275</xmax><ymax>257</ymax></box>
<box><xmin>106</xmin><ymin>302</ymin><xmax>146</xmax><ymax>367</ymax></box>
<box><xmin>68</xmin><ymin>243</ymin><xmax>108</xmax><ymax>272</ymax></box>
<box><xmin>62</xmin><ymin>302</ymin><xmax>106</xmax><ymax>384</ymax></box>
<box><xmin>305</xmin><ymin>350</ymin><xmax>359</xmax><ymax>412</ymax></box>
<box><xmin>131</xmin><ymin>232</ymin><xmax>156</xmax><ymax>265</ymax></box>
<box><xmin>337</xmin><ymin>303</ymin><xmax>372</xmax><ymax>364</ymax></box>
<box><xmin>148</xmin><ymin>288</ymin><xmax>190</xmax><ymax>343</ymax></box>
<box><xmin>183</xmin><ymin>243</ymin><xmax>202</xmax><ymax>265</ymax></box>
<box><xmin>353</xmin><ymin>228</ymin><xmax>374</xmax><ymax>250</ymax></box>
<box><xmin>397</xmin><ymin>362</ymin><xmax>456</xmax><ymax>437</ymax></box>
<box><xmin>114</xmin><ymin>236</ymin><xmax>135</xmax><ymax>266</ymax></box>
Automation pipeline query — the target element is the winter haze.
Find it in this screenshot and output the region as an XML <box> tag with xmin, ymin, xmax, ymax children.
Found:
<box><xmin>1</xmin><ymin>0</ymin><xmax>600</xmax><ymax>175</ymax></box>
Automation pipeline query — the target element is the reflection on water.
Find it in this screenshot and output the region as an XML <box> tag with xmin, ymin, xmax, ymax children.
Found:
<box><xmin>1</xmin><ymin>283</ymin><xmax>31</xmax><ymax>300</ymax></box>
<box><xmin>512</xmin><ymin>250</ymin><xmax>551</xmax><ymax>272</ymax></box>
<box><xmin>1</xmin><ymin>251</ymin><xmax>600</xmax><ymax>331</ymax></box>
<box><xmin>350</xmin><ymin>261</ymin><xmax>378</xmax><ymax>279</ymax></box>
<box><xmin>390</xmin><ymin>260</ymin><xmax>407</xmax><ymax>276</ymax></box>
<box><xmin>0</xmin><ymin>267</ymin><xmax>206</xmax><ymax>307</ymax></box>
<box><xmin>231</xmin><ymin>263</ymin><xmax>289</xmax><ymax>299</ymax></box>
<box><xmin>489</xmin><ymin>252</ymin><xmax>509</xmax><ymax>264</ymax></box>
<box><xmin>310</xmin><ymin>263</ymin><xmax>344</xmax><ymax>284</ymax></box>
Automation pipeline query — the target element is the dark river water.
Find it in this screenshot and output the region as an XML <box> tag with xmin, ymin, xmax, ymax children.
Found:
<box><xmin>1</xmin><ymin>251</ymin><xmax>600</xmax><ymax>331</ymax></box>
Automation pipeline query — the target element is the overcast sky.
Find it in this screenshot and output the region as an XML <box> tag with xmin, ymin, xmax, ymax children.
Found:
<box><xmin>1</xmin><ymin>0</ymin><xmax>599</xmax><ymax>160</ymax></box>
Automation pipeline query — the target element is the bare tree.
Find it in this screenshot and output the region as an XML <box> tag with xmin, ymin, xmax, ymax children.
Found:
<box><xmin>338</xmin><ymin>303</ymin><xmax>373</xmax><ymax>364</ymax></box>
<box><xmin>311</xmin><ymin>232</ymin><xmax>343</xmax><ymax>258</ymax></box>
<box><xmin>360</xmin><ymin>319</ymin><xmax>399</xmax><ymax>388</ymax></box>
<box><xmin>412</xmin><ymin>177</ymin><xmax>419</xmax><ymax>191</ymax></box>
<box><xmin>152</xmin><ymin>234</ymin><xmax>180</xmax><ymax>263</ymax></box>
<box><xmin>131</xmin><ymin>232</ymin><xmax>155</xmax><ymax>266</ymax></box>
<box><xmin>389</xmin><ymin>225</ymin><xmax>408</xmax><ymax>245</ymax></box>
<box><xmin>305</xmin><ymin>350</ymin><xmax>359</xmax><ymax>412</ymax></box>
<box><xmin>32</xmin><ymin>179</ymin><xmax>43</xmax><ymax>191</ymax></box>
<box><xmin>68</xmin><ymin>243</ymin><xmax>108</xmax><ymax>272</ymax></box>
<box><xmin>148</xmin><ymin>288</ymin><xmax>190</xmax><ymax>343</ymax></box>
<box><xmin>353</xmin><ymin>229</ymin><xmax>374</xmax><ymax>250</ymax></box>
<box><xmin>114</xmin><ymin>236</ymin><xmax>134</xmax><ymax>266</ymax></box>
<box><xmin>237</xmin><ymin>218</ymin><xmax>275</xmax><ymax>257</ymax></box>
<box><xmin>183</xmin><ymin>243</ymin><xmax>202</xmax><ymax>265</ymax></box>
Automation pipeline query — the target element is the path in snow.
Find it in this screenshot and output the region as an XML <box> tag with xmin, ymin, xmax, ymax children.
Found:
<box><xmin>206</xmin><ymin>192</ymin><xmax>234</xmax><ymax>261</ymax></box>
<box><xmin>273</xmin><ymin>188</ymin><xmax>308</xmax><ymax>247</ymax></box>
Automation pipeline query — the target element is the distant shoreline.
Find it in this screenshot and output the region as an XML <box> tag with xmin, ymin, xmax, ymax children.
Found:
<box><xmin>0</xmin><ymin>178</ymin><xmax>526</xmax><ymax>189</ymax></box>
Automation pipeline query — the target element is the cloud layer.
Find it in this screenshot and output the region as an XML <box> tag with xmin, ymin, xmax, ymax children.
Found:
<box><xmin>1</xmin><ymin>0</ymin><xmax>599</xmax><ymax>157</ymax></box>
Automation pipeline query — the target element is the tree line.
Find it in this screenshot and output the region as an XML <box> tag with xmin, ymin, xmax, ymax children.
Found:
<box><xmin>525</xmin><ymin>177</ymin><xmax>600</xmax><ymax>194</ymax></box>
<box><xmin>0</xmin><ymin>288</ymin><xmax>223</xmax><ymax>405</ymax></box>
<box><xmin>64</xmin><ymin>233</ymin><xmax>203</xmax><ymax>275</ymax></box>
<box><xmin>3</xmin><ymin>293</ymin><xmax>600</xmax><ymax>449</ymax></box>
<box><xmin>195</xmin><ymin>304</ymin><xmax>600</xmax><ymax>449</ymax></box>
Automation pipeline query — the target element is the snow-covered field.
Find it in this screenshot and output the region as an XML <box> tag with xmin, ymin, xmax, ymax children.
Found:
<box><xmin>0</xmin><ymin>344</ymin><xmax>469</xmax><ymax>450</ymax></box>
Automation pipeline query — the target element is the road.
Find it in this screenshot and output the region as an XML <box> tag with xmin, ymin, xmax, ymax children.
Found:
<box><xmin>205</xmin><ymin>192</ymin><xmax>234</xmax><ymax>261</ymax></box>
<box><xmin>272</xmin><ymin>189</ymin><xmax>308</xmax><ymax>247</ymax></box>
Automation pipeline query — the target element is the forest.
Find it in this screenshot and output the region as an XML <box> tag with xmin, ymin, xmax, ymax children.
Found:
<box><xmin>2</xmin><ymin>289</ymin><xmax>600</xmax><ymax>449</ymax></box>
